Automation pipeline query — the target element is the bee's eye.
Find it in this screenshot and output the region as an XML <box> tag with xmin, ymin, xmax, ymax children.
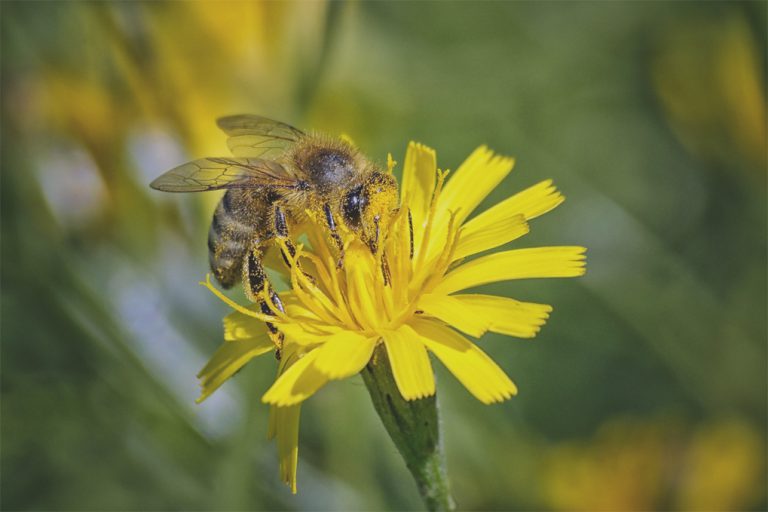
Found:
<box><xmin>342</xmin><ymin>185</ymin><xmax>365</xmax><ymax>228</ymax></box>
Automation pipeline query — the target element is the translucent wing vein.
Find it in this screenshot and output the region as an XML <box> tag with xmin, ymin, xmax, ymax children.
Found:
<box><xmin>150</xmin><ymin>157</ymin><xmax>298</xmax><ymax>192</ymax></box>
<box><xmin>216</xmin><ymin>115</ymin><xmax>305</xmax><ymax>159</ymax></box>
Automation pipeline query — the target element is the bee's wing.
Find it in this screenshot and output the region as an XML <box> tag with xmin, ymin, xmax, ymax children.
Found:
<box><xmin>216</xmin><ymin>115</ymin><xmax>305</xmax><ymax>159</ymax></box>
<box><xmin>150</xmin><ymin>157</ymin><xmax>300</xmax><ymax>192</ymax></box>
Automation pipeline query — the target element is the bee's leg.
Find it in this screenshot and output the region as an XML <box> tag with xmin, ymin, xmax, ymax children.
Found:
<box><xmin>323</xmin><ymin>203</ymin><xmax>345</xmax><ymax>269</ymax></box>
<box><xmin>274</xmin><ymin>206</ymin><xmax>297</xmax><ymax>266</ymax></box>
<box><xmin>274</xmin><ymin>206</ymin><xmax>315</xmax><ymax>284</ymax></box>
<box><xmin>243</xmin><ymin>245</ymin><xmax>284</xmax><ymax>354</ymax></box>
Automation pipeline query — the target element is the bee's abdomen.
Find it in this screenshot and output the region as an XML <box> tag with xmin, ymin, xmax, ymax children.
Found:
<box><xmin>208</xmin><ymin>191</ymin><xmax>258</xmax><ymax>288</ymax></box>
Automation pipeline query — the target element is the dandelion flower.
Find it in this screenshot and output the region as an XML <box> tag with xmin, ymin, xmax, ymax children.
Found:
<box><xmin>260</xmin><ymin>142</ymin><xmax>585</xmax><ymax>406</ymax></box>
<box><xmin>197</xmin><ymin>141</ymin><xmax>585</xmax><ymax>495</ymax></box>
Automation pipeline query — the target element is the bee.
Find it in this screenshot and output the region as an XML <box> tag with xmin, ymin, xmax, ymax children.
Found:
<box><xmin>150</xmin><ymin>115</ymin><xmax>398</xmax><ymax>342</ymax></box>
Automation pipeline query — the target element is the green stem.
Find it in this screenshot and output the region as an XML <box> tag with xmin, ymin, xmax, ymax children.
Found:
<box><xmin>362</xmin><ymin>346</ymin><xmax>455</xmax><ymax>511</ymax></box>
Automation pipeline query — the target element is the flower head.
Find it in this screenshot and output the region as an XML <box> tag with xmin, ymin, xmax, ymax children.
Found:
<box><xmin>198</xmin><ymin>141</ymin><xmax>586</xmax><ymax>492</ymax></box>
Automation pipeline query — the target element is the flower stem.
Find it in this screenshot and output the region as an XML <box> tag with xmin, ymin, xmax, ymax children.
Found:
<box><xmin>362</xmin><ymin>345</ymin><xmax>455</xmax><ymax>511</ymax></box>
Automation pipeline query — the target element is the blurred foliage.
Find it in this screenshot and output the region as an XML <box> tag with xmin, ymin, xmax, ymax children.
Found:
<box><xmin>1</xmin><ymin>1</ymin><xmax>765</xmax><ymax>510</ymax></box>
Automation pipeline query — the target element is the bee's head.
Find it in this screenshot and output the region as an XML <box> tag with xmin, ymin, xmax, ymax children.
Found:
<box><xmin>341</xmin><ymin>171</ymin><xmax>398</xmax><ymax>253</ymax></box>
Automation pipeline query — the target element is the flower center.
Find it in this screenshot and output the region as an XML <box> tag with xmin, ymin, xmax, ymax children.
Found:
<box><xmin>280</xmin><ymin>170</ymin><xmax>459</xmax><ymax>338</ymax></box>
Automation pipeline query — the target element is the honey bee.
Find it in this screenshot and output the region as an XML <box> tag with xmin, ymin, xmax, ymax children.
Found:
<box><xmin>150</xmin><ymin>115</ymin><xmax>398</xmax><ymax>339</ymax></box>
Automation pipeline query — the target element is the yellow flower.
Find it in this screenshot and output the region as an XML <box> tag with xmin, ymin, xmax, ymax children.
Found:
<box><xmin>260</xmin><ymin>142</ymin><xmax>585</xmax><ymax>405</ymax></box>
<box><xmin>198</xmin><ymin>141</ymin><xmax>586</xmax><ymax>493</ymax></box>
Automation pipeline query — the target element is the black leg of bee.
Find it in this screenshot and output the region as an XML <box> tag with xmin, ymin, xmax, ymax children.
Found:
<box><xmin>245</xmin><ymin>250</ymin><xmax>267</xmax><ymax>302</ymax></box>
<box><xmin>408</xmin><ymin>209</ymin><xmax>414</xmax><ymax>260</ymax></box>
<box><xmin>273</xmin><ymin>206</ymin><xmax>315</xmax><ymax>285</ymax></box>
<box><xmin>243</xmin><ymin>247</ymin><xmax>284</xmax><ymax>351</ymax></box>
<box><xmin>323</xmin><ymin>203</ymin><xmax>345</xmax><ymax>269</ymax></box>
<box><xmin>274</xmin><ymin>206</ymin><xmax>298</xmax><ymax>267</ymax></box>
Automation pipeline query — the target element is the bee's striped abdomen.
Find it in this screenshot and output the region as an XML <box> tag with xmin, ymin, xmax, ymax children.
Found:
<box><xmin>208</xmin><ymin>190</ymin><xmax>260</xmax><ymax>288</ymax></box>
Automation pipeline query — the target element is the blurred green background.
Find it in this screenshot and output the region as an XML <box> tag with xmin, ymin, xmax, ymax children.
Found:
<box><xmin>2</xmin><ymin>2</ymin><xmax>766</xmax><ymax>510</ymax></box>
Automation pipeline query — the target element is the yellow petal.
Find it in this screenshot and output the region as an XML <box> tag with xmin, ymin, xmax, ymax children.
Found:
<box><xmin>411</xmin><ymin>319</ymin><xmax>517</xmax><ymax>404</ymax></box>
<box><xmin>453</xmin><ymin>214</ymin><xmax>529</xmax><ymax>261</ymax></box>
<box><xmin>454</xmin><ymin>180</ymin><xmax>564</xmax><ymax>261</ymax></box>
<box><xmin>416</xmin><ymin>293</ymin><xmax>489</xmax><ymax>338</ymax></box>
<box><xmin>282</xmin><ymin>295</ymin><xmax>322</xmax><ymax>322</ymax></box>
<box><xmin>267</xmin><ymin>346</ymin><xmax>302</xmax><ymax>439</ymax></box>
<box><xmin>426</xmin><ymin>146</ymin><xmax>516</xmax><ymax>261</ymax></box>
<box><xmin>438</xmin><ymin>146</ymin><xmax>516</xmax><ymax>223</ymax></box>
<box><xmin>381</xmin><ymin>325</ymin><xmax>436</xmax><ymax>400</ymax></box>
<box><xmin>434</xmin><ymin>246</ymin><xmax>587</xmax><ymax>295</ymax></box>
<box><xmin>196</xmin><ymin>335</ymin><xmax>274</xmax><ymax>403</ymax></box>
<box><xmin>400</xmin><ymin>142</ymin><xmax>437</xmax><ymax>231</ymax></box>
<box><xmin>470</xmin><ymin>179</ymin><xmax>564</xmax><ymax>225</ymax></box>
<box><xmin>279</xmin><ymin>321</ymin><xmax>343</xmax><ymax>347</ymax></box>
<box><xmin>223</xmin><ymin>310</ymin><xmax>268</xmax><ymax>341</ymax></box>
<box><xmin>345</xmin><ymin>244</ymin><xmax>381</xmax><ymax>331</ymax></box>
<box><xmin>452</xmin><ymin>294</ymin><xmax>552</xmax><ymax>338</ymax></box>
<box><xmin>268</xmin><ymin>404</ymin><xmax>301</xmax><ymax>494</ymax></box>
<box><xmin>313</xmin><ymin>332</ymin><xmax>377</xmax><ymax>379</ymax></box>
<box><xmin>262</xmin><ymin>350</ymin><xmax>328</xmax><ymax>406</ymax></box>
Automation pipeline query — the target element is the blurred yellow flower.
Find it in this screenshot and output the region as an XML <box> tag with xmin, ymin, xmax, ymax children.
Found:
<box><xmin>198</xmin><ymin>141</ymin><xmax>586</xmax><ymax>492</ymax></box>
<box><xmin>543</xmin><ymin>418</ymin><xmax>672</xmax><ymax>511</ymax></box>
<box><xmin>676</xmin><ymin>419</ymin><xmax>765</xmax><ymax>511</ymax></box>
<box><xmin>542</xmin><ymin>417</ymin><xmax>766</xmax><ymax>511</ymax></box>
